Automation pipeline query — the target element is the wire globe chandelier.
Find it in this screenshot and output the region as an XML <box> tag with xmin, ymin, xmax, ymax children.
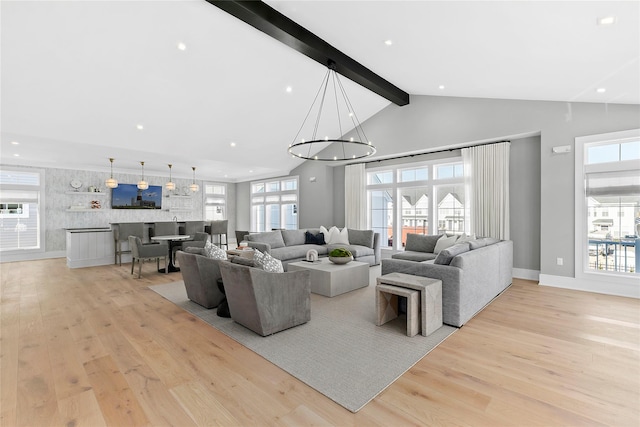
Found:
<box><xmin>288</xmin><ymin>61</ymin><xmax>376</xmax><ymax>161</ymax></box>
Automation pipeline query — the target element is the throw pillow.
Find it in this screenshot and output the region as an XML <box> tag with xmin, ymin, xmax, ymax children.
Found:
<box><xmin>331</xmin><ymin>227</ymin><xmax>350</xmax><ymax>245</ymax></box>
<box><xmin>204</xmin><ymin>241</ymin><xmax>227</xmax><ymax>260</ymax></box>
<box><xmin>457</xmin><ymin>233</ymin><xmax>476</xmax><ymax>244</ymax></box>
<box><xmin>305</xmin><ymin>231</ymin><xmax>326</xmax><ymax>245</ymax></box>
<box><xmin>347</xmin><ymin>229</ymin><xmax>374</xmax><ymax>248</ymax></box>
<box><xmin>434</xmin><ymin>242</ymin><xmax>470</xmax><ymax>265</ymax></box>
<box><xmin>405</xmin><ymin>233</ymin><xmax>442</xmax><ymax>253</ymax></box>
<box><xmin>433</xmin><ymin>235</ymin><xmax>459</xmax><ymax>254</ymax></box>
<box><xmin>253</xmin><ymin>250</ymin><xmax>284</xmax><ymax>273</ymax></box>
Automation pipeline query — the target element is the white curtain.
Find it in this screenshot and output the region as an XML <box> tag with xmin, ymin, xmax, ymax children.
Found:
<box><xmin>344</xmin><ymin>163</ymin><xmax>366</xmax><ymax>229</ymax></box>
<box><xmin>462</xmin><ymin>142</ymin><xmax>510</xmax><ymax>239</ymax></box>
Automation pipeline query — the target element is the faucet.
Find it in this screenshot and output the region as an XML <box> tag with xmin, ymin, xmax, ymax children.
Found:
<box><xmin>173</xmin><ymin>216</ymin><xmax>178</xmax><ymax>222</ymax></box>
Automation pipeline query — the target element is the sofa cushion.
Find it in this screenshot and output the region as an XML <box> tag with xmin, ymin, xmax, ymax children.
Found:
<box><xmin>434</xmin><ymin>235</ymin><xmax>459</xmax><ymax>253</ymax></box>
<box><xmin>327</xmin><ymin>244</ymin><xmax>373</xmax><ymax>258</ymax></box>
<box><xmin>457</xmin><ymin>233</ymin><xmax>476</xmax><ymax>244</ymax></box>
<box><xmin>253</xmin><ymin>250</ymin><xmax>284</xmax><ymax>273</ymax></box>
<box><xmin>282</xmin><ymin>229</ymin><xmax>306</xmax><ymax>246</ymax></box>
<box><xmin>204</xmin><ymin>241</ymin><xmax>227</xmax><ymax>260</ymax></box>
<box><xmin>434</xmin><ymin>242</ymin><xmax>471</xmax><ymax>265</ymax></box>
<box><xmin>247</xmin><ymin>230</ymin><xmax>285</xmax><ymax>249</ymax></box>
<box><xmin>391</xmin><ymin>251</ymin><xmax>437</xmax><ymax>262</ymax></box>
<box><xmin>230</xmin><ymin>256</ymin><xmax>258</xmax><ymax>267</ymax></box>
<box><xmin>348</xmin><ymin>229</ymin><xmax>374</xmax><ymax>248</ymax></box>
<box><xmin>184</xmin><ymin>247</ymin><xmax>206</xmax><ymax>256</ymax></box>
<box><xmin>405</xmin><ymin>233</ymin><xmax>442</xmax><ymax>253</ymax></box>
<box><xmin>469</xmin><ymin>237</ymin><xmax>500</xmax><ymax>250</ymax></box>
<box><xmin>305</xmin><ymin>231</ymin><xmax>326</xmax><ymax>245</ymax></box>
<box><xmin>271</xmin><ymin>244</ymin><xmax>329</xmax><ymax>261</ymax></box>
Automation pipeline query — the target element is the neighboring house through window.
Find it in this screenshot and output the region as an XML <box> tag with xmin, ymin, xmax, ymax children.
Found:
<box><xmin>0</xmin><ymin>167</ymin><xmax>44</xmax><ymax>253</ymax></box>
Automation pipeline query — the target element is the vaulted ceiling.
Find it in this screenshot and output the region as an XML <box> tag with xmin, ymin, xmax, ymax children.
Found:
<box><xmin>2</xmin><ymin>1</ymin><xmax>638</xmax><ymax>182</ymax></box>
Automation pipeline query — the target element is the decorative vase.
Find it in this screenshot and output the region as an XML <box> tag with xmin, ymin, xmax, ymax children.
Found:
<box><xmin>329</xmin><ymin>255</ymin><xmax>353</xmax><ymax>265</ymax></box>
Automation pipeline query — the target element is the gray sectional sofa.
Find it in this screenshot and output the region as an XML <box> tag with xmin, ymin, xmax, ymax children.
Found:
<box><xmin>382</xmin><ymin>234</ymin><xmax>513</xmax><ymax>327</ymax></box>
<box><xmin>244</xmin><ymin>228</ymin><xmax>380</xmax><ymax>270</ymax></box>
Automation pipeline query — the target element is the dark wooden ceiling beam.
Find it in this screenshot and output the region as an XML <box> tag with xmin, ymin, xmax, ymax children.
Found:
<box><xmin>205</xmin><ymin>0</ymin><xmax>410</xmax><ymax>106</ymax></box>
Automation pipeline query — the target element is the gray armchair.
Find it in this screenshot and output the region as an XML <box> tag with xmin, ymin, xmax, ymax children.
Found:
<box><xmin>176</xmin><ymin>250</ymin><xmax>226</xmax><ymax>309</ymax></box>
<box><xmin>113</xmin><ymin>222</ymin><xmax>144</xmax><ymax>265</ymax></box>
<box><xmin>218</xmin><ymin>261</ymin><xmax>311</xmax><ymax>336</ymax></box>
<box><xmin>180</xmin><ymin>231</ymin><xmax>210</xmax><ymax>251</ymax></box>
<box><xmin>129</xmin><ymin>236</ymin><xmax>168</xmax><ymax>278</ymax></box>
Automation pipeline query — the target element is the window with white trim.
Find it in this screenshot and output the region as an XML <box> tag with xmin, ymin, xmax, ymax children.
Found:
<box><xmin>0</xmin><ymin>168</ymin><xmax>44</xmax><ymax>252</ymax></box>
<box><xmin>250</xmin><ymin>177</ymin><xmax>298</xmax><ymax>231</ymax></box>
<box><xmin>366</xmin><ymin>158</ymin><xmax>466</xmax><ymax>249</ymax></box>
<box><xmin>576</xmin><ymin>131</ymin><xmax>639</xmax><ymax>277</ymax></box>
<box><xmin>204</xmin><ymin>183</ymin><xmax>227</xmax><ymax>221</ymax></box>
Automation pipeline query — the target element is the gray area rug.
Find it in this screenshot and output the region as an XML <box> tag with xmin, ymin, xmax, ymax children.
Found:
<box><xmin>149</xmin><ymin>280</ymin><xmax>457</xmax><ymax>412</ymax></box>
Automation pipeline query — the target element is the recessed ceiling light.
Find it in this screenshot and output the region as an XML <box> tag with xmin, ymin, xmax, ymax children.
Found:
<box><xmin>286</xmin><ymin>86</ymin><xmax>293</xmax><ymax>93</ymax></box>
<box><xmin>384</xmin><ymin>40</ymin><xmax>393</xmax><ymax>46</ymax></box>
<box><xmin>177</xmin><ymin>42</ymin><xmax>187</xmax><ymax>51</ymax></box>
<box><xmin>13</xmin><ymin>153</ymin><xmax>19</xmax><ymax>157</ymax></box>
<box><xmin>249</xmin><ymin>170</ymin><xmax>253</xmax><ymax>173</ymax></box>
<box><xmin>10</xmin><ymin>141</ymin><xmax>19</xmax><ymax>145</ymax></box>
<box><xmin>230</xmin><ymin>142</ymin><xmax>236</xmax><ymax>147</ymax></box>
<box><xmin>597</xmin><ymin>16</ymin><xmax>616</xmax><ymax>26</ymax></box>
<box><xmin>224</xmin><ymin>174</ymin><xmax>228</xmax><ymax>178</ymax></box>
<box><xmin>438</xmin><ymin>85</ymin><xmax>445</xmax><ymax>90</ymax></box>
<box><xmin>596</xmin><ymin>87</ymin><xmax>607</xmax><ymax>93</ymax></box>
<box><xmin>136</xmin><ymin>124</ymin><xmax>144</xmax><ymax>130</ymax></box>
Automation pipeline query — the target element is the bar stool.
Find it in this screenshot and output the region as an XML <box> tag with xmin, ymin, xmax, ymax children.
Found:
<box><xmin>209</xmin><ymin>220</ymin><xmax>228</xmax><ymax>249</ymax></box>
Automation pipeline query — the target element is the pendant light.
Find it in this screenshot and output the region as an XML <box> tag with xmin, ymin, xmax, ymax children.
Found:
<box><xmin>166</xmin><ymin>164</ymin><xmax>176</xmax><ymax>191</ymax></box>
<box><xmin>105</xmin><ymin>157</ymin><xmax>118</xmax><ymax>188</ymax></box>
<box><xmin>137</xmin><ymin>161</ymin><xmax>149</xmax><ymax>190</ymax></box>
<box><xmin>287</xmin><ymin>61</ymin><xmax>376</xmax><ymax>161</ymax></box>
<box><xmin>189</xmin><ymin>166</ymin><xmax>199</xmax><ymax>192</ymax></box>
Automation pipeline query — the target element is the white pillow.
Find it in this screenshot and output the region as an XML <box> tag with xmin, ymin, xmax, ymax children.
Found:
<box><xmin>204</xmin><ymin>241</ymin><xmax>227</xmax><ymax>260</ymax></box>
<box><xmin>320</xmin><ymin>226</ymin><xmax>346</xmax><ymax>244</ymax></box>
<box><xmin>319</xmin><ymin>226</ymin><xmax>331</xmax><ymax>241</ymax></box>
<box><xmin>331</xmin><ymin>227</ymin><xmax>350</xmax><ymax>245</ymax></box>
<box><xmin>433</xmin><ymin>235</ymin><xmax>458</xmax><ymax>254</ymax></box>
<box><xmin>253</xmin><ymin>249</ymin><xmax>284</xmax><ymax>273</ymax></box>
<box><xmin>457</xmin><ymin>233</ymin><xmax>476</xmax><ymax>243</ymax></box>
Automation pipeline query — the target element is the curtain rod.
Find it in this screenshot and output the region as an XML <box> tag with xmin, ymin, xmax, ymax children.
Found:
<box><xmin>350</xmin><ymin>140</ymin><xmax>511</xmax><ymax>166</ymax></box>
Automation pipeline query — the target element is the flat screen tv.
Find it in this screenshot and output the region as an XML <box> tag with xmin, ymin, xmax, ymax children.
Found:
<box><xmin>111</xmin><ymin>184</ymin><xmax>162</xmax><ymax>209</ymax></box>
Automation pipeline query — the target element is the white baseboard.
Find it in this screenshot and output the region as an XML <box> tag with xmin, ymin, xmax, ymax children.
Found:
<box><xmin>0</xmin><ymin>250</ymin><xmax>66</xmax><ymax>263</ymax></box>
<box><xmin>539</xmin><ymin>274</ymin><xmax>640</xmax><ymax>299</ymax></box>
<box><xmin>513</xmin><ymin>268</ymin><xmax>539</xmax><ymax>281</ymax></box>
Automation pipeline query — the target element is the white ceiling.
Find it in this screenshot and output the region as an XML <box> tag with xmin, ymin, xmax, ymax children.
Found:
<box><xmin>1</xmin><ymin>0</ymin><xmax>638</xmax><ymax>183</ymax></box>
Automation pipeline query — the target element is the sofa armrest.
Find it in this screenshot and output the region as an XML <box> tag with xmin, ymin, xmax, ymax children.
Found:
<box><xmin>373</xmin><ymin>232</ymin><xmax>381</xmax><ymax>265</ymax></box>
<box><xmin>248</xmin><ymin>241</ymin><xmax>271</xmax><ymax>254</ymax></box>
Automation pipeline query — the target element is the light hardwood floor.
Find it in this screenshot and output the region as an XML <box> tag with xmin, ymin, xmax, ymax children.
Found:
<box><xmin>1</xmin><ymin>258</ymin><xmax>639</xmax><ymax>426</ymax></box>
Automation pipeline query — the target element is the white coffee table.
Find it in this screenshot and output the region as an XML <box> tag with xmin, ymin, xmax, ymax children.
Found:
<box><xmin>288</xmin><ymin>258</ymin><xmax>369</xmax><ymax>297</ymax></box>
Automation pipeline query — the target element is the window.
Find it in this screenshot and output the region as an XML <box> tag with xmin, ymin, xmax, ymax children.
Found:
<box><xmin>251</xmin><ymin>177</ymin><xmax>298</xmax><ymax>231</ymax></box>
<box><xmin>0</xmin><ymin>168</ymin><xmax>44</xmax><ymax>252</ymax></box>
<box><xmin>576</xmin><ymin>129</ymin><xmax>639</xmax><ymax>281</ymax></box>
<box><xmin>366</xmin><ymin>158</ymin><xmax>465</xmax><ymax>250</ymax></box>
<box><xmin>204</xmin><ymin>183</ymin><xmax>226</xmax><ymax>221</ymax></box>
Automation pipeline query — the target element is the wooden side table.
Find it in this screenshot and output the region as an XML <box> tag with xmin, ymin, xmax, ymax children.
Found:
<box><xmin>376</xmin><ymin>273</ymin><xmax>443</xmax><ymax>336</ymax></box>
<box><xmin>376</xmin><ymin>284</ymin><xmax>420</xmax><ymax>337</ymax></box>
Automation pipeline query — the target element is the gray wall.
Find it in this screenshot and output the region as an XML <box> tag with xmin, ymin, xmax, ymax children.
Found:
<box><xmin>509</xmin><ymin>136</ymin><xmax>541</xmax><ymax>271</ymax></box>
<box><xmin>234</xmin><ymin>95</ymin><xmax>639</xmax><ymax>279</ymax></box>
<box><xmin>333</xmin><ymin>95</ymin><xmax>639</xmax><ymax>279</ymax></box>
